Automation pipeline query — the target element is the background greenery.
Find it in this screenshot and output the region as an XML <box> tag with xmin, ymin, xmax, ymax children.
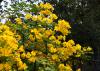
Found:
<box><xmin>42</xmin><ymin>0</ymin><xmax>100</xmax><ymax>71</ymax></box>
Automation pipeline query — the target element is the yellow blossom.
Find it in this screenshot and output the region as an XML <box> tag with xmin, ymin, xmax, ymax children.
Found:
<box><xmin>0</xmin><ymin>64</ymin><xmax>3</xmax><ymax>70</ymax></box>
<box><xmin>18</xmin><ymin>63</ymin><xmax>28</xmax><ymax>70</ymax></box>
<box><xmin>44</xmin><ymin>29</ymin><xmax>53</xmax><ymax>37</ymax></box>
<box><xmin>57</xmin><ymin>35</ymin><xmax>63</xmax><ymax>40</ymax></box>
<box><xmin>46</xmin><ymin>18</ymin><xmax>53</xmax><ymax>24</ymax></box>
<box><xmin>40</xmin><ymin>10</ymin><xmax>52</xmax><ymax>15</ymax></box>
<box><xmin>52</xmin><ymin>54</ymin><xmax>59</xmax><ymax>61</ymax></box>
<box><xmin>26</xmin><ymin>52</ymin><xmax>31</xmax><ymax>58</ymax></box>
<box><xmin>49</xmin><ymin>35</ymin><xmax>56</xmax><ymax>40</ymax></box>
<box><xmin>58</xmin><ymin>64</ymin><xmax>65</xmax><ymax>69</ymax></box>
<box><xmin>87</xmin><ymin>47</ymin><xmax>92</xmax><ymax>51</ymax></box>
<box><xmin>15</xmin><ymin>18</ymin><xmax>22</xmax><ymax>24</ymax></box>
<box><xmin>75</xmin><ymin>44</ymin><xmax>81</xmax><ymax>50</ymax></box>
<box><xmin>21</xmin><ymin>53</ymin><xmax>26</xmax><ymax>59</ymax></box>
<box><xmin>55</xmin><ymin>40</ymin><xmax>61</xmax><ymax>45</ymax></box>
<box><xmin>32</xmin><ymin>15</ymin><xmax>37</xmax><ymax>21</ymax></box>
<box><xmin>77</xmin><ymin>68</ymin><xmax>81</xmax><ymax>71</ymax></box>
<box><xmin>15</xmin><ymin>35</ymin><xmax>21</xmax><ymax>41</ymax></box>
<box><xmin>47</xmin><ymin>44</ymin><xmax>54</xmax><ymax>48</ymax></box>
<box><xmin>50</xmin><ymin>14</ymin><xmax>58</xmax><ymax>19</ymax></box>
<box><xmin>30</xmin><ymin>28</ymin><xmax>39</xmax><ymax>35</ymax></box>
<box><xmin>4</xmin><ymin>63</ymin><xmax>11</xmax><ymax>71</ymax></box>
<box><xmin>37</xmin><ymin>15</ymin><xmax>42</xmax><ymax>21</ymax></box>
<box><xmin>68</xmin><ymin>39</ymin><xmax>75</xmax><ymax>45</ymax></box>
<box><xmin>18</xmin><ymin>45</ymin><xmax>24</xmax><ymax>52</ymax></box>
<box><xmin>49</xmin><ymin>47</ymin><xmax>57</xmax><ymax>53</ymax></box>
<box><xmin>65</xmin><ymin>64</ymin><xmax>72</xmax><ymax>71</ymax></box>
<box><xmin>29</xmin><ymin>34</ymin><xmax>35</xmax><ymax>41</ymax></box>
<box><xmin>28</xmin><ymin>57</ymin><xmax>36</xmax><ymax>63</ymax></box>
<box><xmin>39</xmin><ymin>3</ymin><xmax>54</xmax><ymax>10</ymax></box>
<box><xmin>25</xmin><ymin>13</ymin><xmax>32</xmax><ymax>19</ymax></box>
<box><xmin>54</xmin><ymin>20</ymin><xmax>71</xmax><ymax>35</ymax></box>
<box><xmin>31</xmin><ymin>51</ymin><xmax>36</xmax><ymax>56</ymax></box>
<box><xmin>75</xmin><ymin>54</ymin><xmax>81</xmax><ymax>57</ymax></box>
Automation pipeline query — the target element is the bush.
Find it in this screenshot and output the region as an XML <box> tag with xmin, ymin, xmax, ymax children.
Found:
<box><xmin>0</xmin><ymin>2</ymin><xmax>93</xmax><ymax>71</ymax></box>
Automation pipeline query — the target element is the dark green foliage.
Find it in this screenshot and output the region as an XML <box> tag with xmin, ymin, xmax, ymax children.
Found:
<box><xmin>43</xmin><ymin>0</ymin><xmax>100</xmax><ymax>70</ymax></box>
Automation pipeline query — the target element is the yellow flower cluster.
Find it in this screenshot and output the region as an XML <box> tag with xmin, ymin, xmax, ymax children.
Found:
<box><xmin>58</xmin><ymin>64</ymin><xmax>72</xmax><ymax>71</ymax></box>
<box><xmin>0</xmin><ymin>2</ymin><xmax>93</xmax><ymax>71</ymax></box>
<box><xmin>0</xmin><ymin>63</ymin><xmax>11</xmax><ymax>71</ymax></box>
<box><xmin>15</xmin><ymin>18</ymin><xmax>22</xmax><ymax>24</ymax></box>
<box><xmin>17</xmin><ymin>2</ymin><xmax>58</xmax><ymax>25</ymax></box>
<box><xmin>0</xmin><ymin>25</ymin><xmax>18</xmax><ymax>57</ymax></box>
<box><xmin>39</xmin><ymin>2</ymin><xmax>54</xmax><ymax>10</ymax></box>
<box><xmin>0</xmin><ymin>24</ymin><xmax>18</xmax><ymax>71</ymax></box>
<box><xmin>55</xmin><ymin>20</ymin><xmax>71</xmax><ymax>35</ymax></box>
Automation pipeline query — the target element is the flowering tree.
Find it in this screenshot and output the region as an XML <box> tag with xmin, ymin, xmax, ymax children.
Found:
<box><xmin>0</xmin><ymin>2</ymin><xmax>93</xmax><ymax>71</ymax></box>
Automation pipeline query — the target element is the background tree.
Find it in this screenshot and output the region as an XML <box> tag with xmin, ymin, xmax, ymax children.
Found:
<box><xmin>43</xmin><ymin>0</ymin><xmax>100</xmax><ymax>71</ymax></box>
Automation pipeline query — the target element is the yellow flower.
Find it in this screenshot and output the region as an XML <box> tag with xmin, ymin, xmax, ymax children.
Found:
<box><xmin>31</xmin><ymin>51</ymin><xmax>36</xmax><ymax>56</ymax></box>
<box><xmin>83</xmin><ymin>48</ymin><xmax>87</xmax><ymax>51</ymax></box>
<box><xmin>65</xmin><ymin>64</ymin><xmax>72</xmax><ymax>71</ymax></box>
<box><xmin>39</xmin><ymin>3</ymin><xmax>54</xmax><ymax>10</ymax></box>
<box><xmin>49</xmin><ymin>47</ymin><xmax>57</xmax><ymax>53</ymax></box>
<box><xmin>54</xmin><ymin>20</ymin><xmax>71</xmax><ymax>35</ymax></box>
<box><xmin>58</xmin><ymin>64</ymin><xmax>65</xmax><ymax>69</ymax></box>
<box><xmin>15</xmin><ymin>18</ymin><xmax>22</xmax><ymax>24</ymax></box>
<box><xmin>52</xmin><ymin>54</ymin><xmax>59</xmax><ymax>61</ymax></box>
<box><xmin>47</xmin><ymin>44</ymin><xmax>54</xmax><ymax>48</ymax></box>
<box><xmin>18</xmin><ymin>45</ymin><xmax>24</xmax><ymax>52</ymax></box>
<box><xmin>87</xmin><ymin>47</ymin><xmax>92</xmax><ymax>51</ymax></box>
<box><xmin>0</xmin><ymin>64</ymin><xmax>3</xmax><ymax>70</ymax></box>
<box><xmin>50</xmin><ymin>14</ymin><xmax>58</xmax><ymax>19</ymax></box>
<box><xmin>26</xmin><ymin>52</ymin><xmax>31</xmax><ymax>58</ymax></box>
<box><xmin>25</xmin><ymin>13</ymin><xmax>32</xmax><ymax>19</ymax></box>
<box><xmin>57</xmin><ymin>35</ymin><xmax>63</xmax><ymax>40</ymax></box>
<box><xmin>40</xmin><ymin>10</ymin><xmax>52</xmax><ymax>15</ymax></box>
<box><xmin>4</xmin><ymin>63</ymin><xmax>11</xmax><ymax>71</ymax></box>
<box><xmin>28</xmin><ymin>57</ymin><xmax>36</xmax><ymax>63</ymax></box>
<box><xmin>30</xmin><ymin>28</ymin><xmax>39</xmax><ymax>35</ymax></box>
<box><xmin>58</xmin><ymin>64</ymin><xmax>72</xmax><ymax>71</ymax></box>
<box><xmin>58</xmin><ymin>20</ymin><xmax>71</xmax><ymax>29</ymax></box>
<box><xmin>0</xmin><ymin>25</ymin><xmax>10</xmax><ymax>31</ymax></box>
<box><xmin>75</xmin><ymin>54</ymin><xmax>81</xmax><ymax>57</ymax></box>
<box><xmin>63</xmin><ymin>41</ymin><xmax>72</xmax><ymax>47</ymax></box>
<box><xmin>17</xmin><ymin>61</ymin><xmax>23</xmax><ymax>66</ymax></box>
<box><xmin>23</xmin><ymin>24</ymin><xmax>28</xmax><ymax>29</ymax></box>
<box><xmin>29</xmin><ymin>34</ymin><xmax>35</xmax><ymax>41</ymax></box>
<box><xmin>55</xmin><ymin>40</ymin><xmax>61</xmax><ymax>45</ymax></box>
<box><xmin>44</xmin><ymin>29</ymin><xmax>53</xmax><ymax>37</ymax></box>
<box><xmin>49</xmin><ymin>35</ymin><xmax>56</xmax><ymax>40</ymax></box>
<box><xmin>46</xmin><ymin>18</ymin><xmax>53</xmax><ymax>24</ymax></box>
<box><xmin>32</xmin><ymin>15</ymin><xmax>37</xmax><ymax>21</ymax></box>
<box><xmin>18</xmin><ymin>63</ymin><xmax>28</xmax><ymax>70</ymax></box>
<box><xmin>77</xmin><ymin>68</ymin><xmax>81</xmax><ymax>71</ymax></box>
<box><xmin>37</xmin><ymin>15</ymin><xmax>42</xmax><ymax>21</ymax></box>
<box><xmin>14</xmin><ymin>56</ymin><xmax>21</xmax><ymax>62</ymax></box>
<box><xmin>21</xmin><ymin>53</ymin><xmax>26</xmax><ymax>59</ymax></box>
<box><xmin>75</xmin><ymin>44</ymin><xmax>81</xmax><ymax>50</ymax></box>
<box><xmin>15</xmin><ymin>35</ymin><xmax>21</xmax><ymax>41</ymax></box>
<box><xmin>0</xmin><ymin>48</ymin><xmax>12</xmax><ymax>57</ymax></box>
<box><xmin>41</xmin><ymin>18</ymin><xmax>47</xmax><ymax>23</ymax></box>
<box><xmin>36</xmin><ymin>33</ymin><xmax>42</xmax><ymax>40</ymax></box>
<box><xmin>68</xmin><ymin>39</ymin><xmax>75</xmax><ymax>45</ymax></box>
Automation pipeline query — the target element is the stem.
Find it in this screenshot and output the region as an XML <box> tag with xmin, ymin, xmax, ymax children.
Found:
<box><xmin>72</xmin><ymin>60</ymin><xmax>76</xmax><ymax>71</ymax></box>
<box><xmin>34</xmin><ymin>61</ymin><xmax>36</xmax><ymax>71</ymax></box>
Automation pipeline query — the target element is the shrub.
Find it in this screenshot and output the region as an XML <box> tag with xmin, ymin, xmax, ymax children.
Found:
<box><xmin>0</xmin><ymin>2</ymin><xmax>93</xmax><ymax>71</ymax></box>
